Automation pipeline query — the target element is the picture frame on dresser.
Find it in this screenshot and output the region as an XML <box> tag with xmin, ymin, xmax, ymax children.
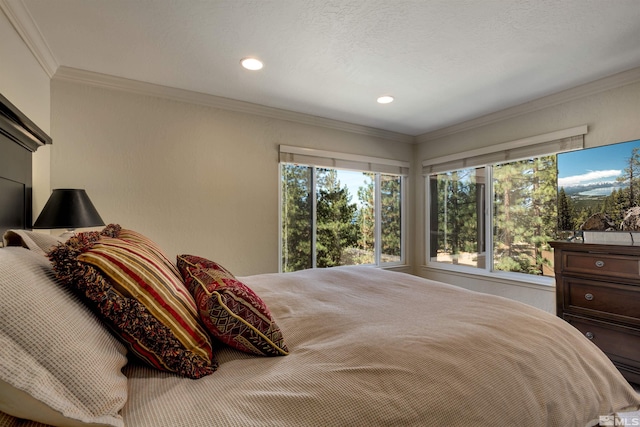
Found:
<box><xmin>551</xmin><ymin>240</ymin><xmax>640</xmax><ymax>385</ymax></box>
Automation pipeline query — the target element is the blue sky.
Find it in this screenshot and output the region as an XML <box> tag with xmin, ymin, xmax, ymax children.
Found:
<box><xmin>557</xmin><ymin>139</ymin><xmax>640</xmax><ymax>187</ymax></box>
<box><xmin>336</xmin><ymin>169</ymin><xmax>371</xmax><ymax>203</ymax></box>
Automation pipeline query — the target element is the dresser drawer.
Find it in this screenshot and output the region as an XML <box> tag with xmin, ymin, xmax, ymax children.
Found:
<box><xmin>564</xmin><ymin>278</ymin><xmax>640</xmax><ymax>323</ymax></box>
<box><xmin>562</xmin><ymin>251</ymin><xmax>640</xmax><ymax>280</ymax></box>
<box><xmin>565</xmin><ymin>315</ymin><xmax>640</xmax><ymax>368</ymax></box>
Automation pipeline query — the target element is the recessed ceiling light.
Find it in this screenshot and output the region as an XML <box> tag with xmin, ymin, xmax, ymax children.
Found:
<box><xmin>241</xmin><ymin>57</ymin><xmax>263</xmax><ymax>71</ymax></box>
<box><xmin>377</xmin><ymin>95</ymin><xmax>394</xmax><ymax>104</ymax></box>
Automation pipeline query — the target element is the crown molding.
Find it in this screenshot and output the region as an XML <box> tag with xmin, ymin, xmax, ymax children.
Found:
<box><xmin>52</xmin><ymin>66</ymin><xmax>415</xmax><ymax>144</ymax></box>
<box><xmin>2</xmin><ymin>0</ymin><xmax>411</xmax><ymax>143</ymax></box>
<box><xmin>12</xmin><ymin>0</ymin><xmax>637</xmax><ymax>146</ymax></box>
<box><xmin>416</xmin><ymin>66</ymin><xmax>640</xmax><ymax>143</ymax></box>
<box><xmin>0</xmin><ymin>0</ymin><xmax>58</xmax><ymax>77</ymax></box>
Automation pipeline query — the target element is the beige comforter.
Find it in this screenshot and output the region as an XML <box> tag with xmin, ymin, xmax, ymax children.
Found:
<box><xmin>119</xmin><ymin>266</ymin><xmax>640</xmax><ymax>426</ymax></box>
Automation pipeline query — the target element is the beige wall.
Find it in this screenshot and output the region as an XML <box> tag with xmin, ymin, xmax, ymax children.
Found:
<box><xmin>50</xmin><ymin>79</ymin><xmax>414</xmax><ymax>276</ymax></box>
<box><xmin>8</xmin><ymin>3</ymin><xmax>640</xmax><ymax>310</ymax></box>
<box><xmin>0</xmin><ymin>8</ymin><xmax>51</xmax><ymax>215</ymax></box>
<box><xmin>414</xmin><ymin>78</ymin><xmax>640</xmax><ymax>312</ymax></box>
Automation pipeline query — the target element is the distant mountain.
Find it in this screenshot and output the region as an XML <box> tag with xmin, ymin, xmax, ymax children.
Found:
<box><xmin>562</xmin><ymin>181</ymin><xmax>626</xmax><ymax>197</ymax></box>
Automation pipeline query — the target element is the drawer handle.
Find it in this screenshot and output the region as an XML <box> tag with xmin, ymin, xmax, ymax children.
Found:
<box><xmin>595</xmin><ymin>260</ymin><xmax>605</xmax><ymax>268</ymax></box>
<box><xmin>585</xmin><ymin>331</ymin><xmax>595</xmax><ymax>340</ymax></box>
<box><xmin>584</xmin><ymin>293</ymin><xmax>594</xmax><ymax>301</ymax></box>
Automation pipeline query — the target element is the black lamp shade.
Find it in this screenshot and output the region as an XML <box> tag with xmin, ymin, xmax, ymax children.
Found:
<box><xmin>33</xmin><ymin>189</ymin><xmax>105</xmax><ymax>230</ymax></box>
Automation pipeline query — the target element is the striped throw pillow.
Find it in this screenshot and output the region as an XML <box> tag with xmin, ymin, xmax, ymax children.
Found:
<box><xmin>177</xmin><ymin>254</ymin><xmax>288</xmax><ymax>357</ymax></box>
<box><xmin>117</xmin><ymin>228</ymin><xmax>180</xmax><ymax>275</ymax></box>
<box><xmin>49</xmin><ymin>226</ymin><xmax>217</xmax><ymax>378</ymax></box>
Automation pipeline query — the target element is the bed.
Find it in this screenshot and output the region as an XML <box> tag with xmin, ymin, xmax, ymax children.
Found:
<box><xmin>1</xmin><ymin>94</ymin><xmax>639</xmax><ymax>427</ymax></box>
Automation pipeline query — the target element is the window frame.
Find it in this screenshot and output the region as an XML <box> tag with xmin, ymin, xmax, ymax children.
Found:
<box><xmin>425</xmin><ymin>165</ymin><xmax>555</xmax><ymax>286</ymax></box>
<box><xmin>423</xmin><ymin>126</ymin><xmax>588</xmax><ymax>287</ymax></box>
<box><xmin>279</xmin><ymin>162</ymin><xmax>408</xmax><ymax>273</ymax></box>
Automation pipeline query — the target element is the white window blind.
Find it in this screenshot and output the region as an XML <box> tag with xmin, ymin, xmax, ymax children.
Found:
<box><xmin>280</xmin><ymin>145</ymin><xmax>410</xmax><ymax>175</ymax></box>
<box><xmin>422</xmin><ymin>125</ymin><xmax>587</xmax><ymax>175</ymax></box>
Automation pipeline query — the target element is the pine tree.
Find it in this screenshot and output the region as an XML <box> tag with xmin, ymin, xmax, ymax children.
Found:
<box><xmin>431</xmin><ymin>169</ymin><xmax>480</xmax><ymax>264</ymax></box>
<box><xmin>380</xmin><ymin>174</ymin><xmax>402</xmax><ymax>260</ymax></box>
<box><xmin>315</xmin><ymin>169</ymin><xmax>359</xmax><ymax>268</ymax></box>
<box><xmin>493</xmin><ymin>156</ymin><xmax>557</xmax><ymax>275</ymax></box>
<box><xmin>557</xmin><ymin>187</ymin><xmax>575</xmax><ymax>231</ymax></box>
<box><xmin>530</xmin><ymin>156</ymin><xmax>558</xmax><ymax>274</ymax></box>
<box><xmin>494</xmin><ymin>161</ymin><xmax>524</xmax><ymax>265</ymax></box>
<box><xmin>281</xmin><ymin>164</ymin><xmax>313</xmax><ymax>272</ymax></box>
<box><xmin>617</xmin><ymin>147</ymin><xmax>640</xmax><ymax>208</ymax></box>
<box><xmin>357</xmin><ymin>174</ymin><xmax>375</xmax><ymax>263</ymax></box>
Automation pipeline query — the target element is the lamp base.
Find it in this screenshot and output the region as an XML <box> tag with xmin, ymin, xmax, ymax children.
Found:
<box><xmin>58</xmin><ymin>230</ymin><xmax>77</xmax><ymax>240</ymax></box>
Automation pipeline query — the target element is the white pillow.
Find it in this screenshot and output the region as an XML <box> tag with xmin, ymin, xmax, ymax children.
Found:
<box><xmin>0</xmin><ymin>247</ymin><xmax>128</xmax><ymax>427</ymax></box>
<box><xmin>3</xmin><ymin>229</ymin><xmax>64</xmax><ymax>256</ymax></box>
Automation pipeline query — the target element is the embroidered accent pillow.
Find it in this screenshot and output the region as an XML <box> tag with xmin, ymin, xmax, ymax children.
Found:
<box><xmin>49</xmin><ymin>225</ymin><xmax>217</xmax><ymax>378</ymax></box>
<box><xmin>177</xmin><ymin>254</ymin><xmax>288</xmax><ymax>356</ymax></box>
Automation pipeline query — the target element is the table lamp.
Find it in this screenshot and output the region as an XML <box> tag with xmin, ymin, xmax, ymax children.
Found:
<box><xmin>33</xmin><ymin>189</ymin><xmax>105</xmax><ymax>237</ymax></box>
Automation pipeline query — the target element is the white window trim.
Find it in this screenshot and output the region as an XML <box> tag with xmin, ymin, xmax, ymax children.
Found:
<box><xmin>422</xmin><ymin>125</ymin><xmax>587</xmax><ymax>175</ymax></box>
<box><xmin>280</xmin><ymin>145</ymin><xmax>410</xmax><ymax>175</ymax></box>
<box><xmin>424</xmin><ymin>173</ymin><xmax>555</xmax><ymax>287</ymax></box>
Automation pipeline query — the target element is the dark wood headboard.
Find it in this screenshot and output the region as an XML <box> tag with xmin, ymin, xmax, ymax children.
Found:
<box><xmin>0</xmin><ymin>93</ymin><xmax>51</xmax><ymax>237</ymax></box>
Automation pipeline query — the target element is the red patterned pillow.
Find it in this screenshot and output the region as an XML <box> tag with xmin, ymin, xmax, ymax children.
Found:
<box><xmin>177</xmin><ymin>254</ymin><xmax>289</xmax><ymax>357</ymax></box>
<box><xmin>49</xmin><ymin>225</ymin><xmax>217</xmax><ymax>378</ymax></box>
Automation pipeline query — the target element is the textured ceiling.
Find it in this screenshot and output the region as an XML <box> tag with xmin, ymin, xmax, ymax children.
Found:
<box><xmin>15</xmin><ymin>0</ymin><xmax>640</xmax><ymax>136</ymax></box>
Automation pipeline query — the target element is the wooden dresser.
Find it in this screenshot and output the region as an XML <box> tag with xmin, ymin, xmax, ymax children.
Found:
<box><xmin>551</xmin><ymin>241</ymin><xmax>640</xmax><ymax>384</ymax></box>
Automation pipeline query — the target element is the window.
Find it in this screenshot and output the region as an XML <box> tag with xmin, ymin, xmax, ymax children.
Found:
<box><xmin>279</xmin><ymin>146</ymin><xmax>407</xmax><ymax>272</ymax></box>
<box><xmin>492</xmin><ymin>156</ymin><xmax>557</xmax><ymax>276</ymax></box>
<box><xmin>428</xmin><ymin>168</ymin><xmax>486</xmax><ymax>269</ymax></box>
<box><xmin>557</xmin><ymin>138</ymin><xmax>640</xmax><ymax>236</ymax></box>
<box><xmin>424</xmin><ymin>127</ymin><xmax>587</xmax><ymax>281</ymax></box>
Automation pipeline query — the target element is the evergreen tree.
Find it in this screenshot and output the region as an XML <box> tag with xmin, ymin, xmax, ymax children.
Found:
<box><xmin>617</xmin><ymin>147</ymin><xmax>640</xmax><ymax>208</ymax></box>
<box><xmin>357</xmin><ymin>174</ymin><xmax>375</xmax><ymax>263</ymax></box>
<box><xmin>575</xmin><ymin>204</ymin><xmax>595</xmax><ymax>229</ymax></box>
<box><xmin>493</xmin><ymin>161</ymin><xmax>525</xmax><ymax>264</ymax></box>
<box><xmin>281</xmin><ymin>164</ymin><xmax>312</xmax><ymax>272</ymax></box>
<box><xmin>493</xmin><ymin>156</ymin><xmax>557</xmax><ymax>275</ymax></box>
<box><xmin>315</xmin><ymin>169</ymin><xmax>359</xmax><ymax>268</ymax></box>
<box><xmin>446</xmin><ymin>170</ymin><xmax>477</xmax><ymax>258</ymax></box>
<box><xmin>380</xmin><ymin>175</ymin><xmax>402</xmax><ymax>259</ymax></box>
<box><xmin>603</xmin><ymin>188</ymin><xmax>621</xmax><ymax>226</ymax></box>
<box><xmin>557</xmin><ymin>187</ymin><xmax>575</xmax><ymax>231</ymax></box>
<box><xmin>432</xmin><ymin>169</ymin><xmax>479</xmax><ymax>263</ymax></box>
<box><xmin>530</xmin><ymin>156</ymin><xmax>558</xmax><ymax>274</ymax></box>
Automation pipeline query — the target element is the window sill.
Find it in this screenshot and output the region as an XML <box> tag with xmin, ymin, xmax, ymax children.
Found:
<box><xmin>419</xmin><ymin>263</ymin><xmax>555</xmax><ymax>291</ymax></box>
<box><xmin>380</xmin><ymin>264</ymin><xmax>412</xmax><ymax>274</ymax></box>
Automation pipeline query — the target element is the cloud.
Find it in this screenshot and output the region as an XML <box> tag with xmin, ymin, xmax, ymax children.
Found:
<box><xmin>558</xmin><ymin>170</ymin><xmax>621</xmax><ymax>187</ymax></box>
